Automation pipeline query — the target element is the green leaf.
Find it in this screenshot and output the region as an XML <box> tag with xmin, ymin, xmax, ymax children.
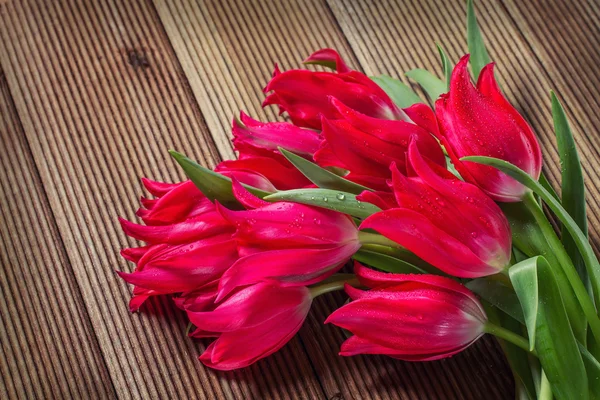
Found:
<box><xmin>359</xmin><ymin>244</ymin><xmax>445</xmax><ymax>275</ymax></box>
<box><xmin>436</xmin><ymin>43</ymin><xmax>452</xmax><ymax>90</ymax></box>
<box><xmin>279</xmin><ymin>148</ymin><xmax>372</xmax><ymax>194</ymax></box>
<box><xmin>466</xmin><ymin>275</ymin><xmax>524</xmax><ymax>323</ymax></box>
<box><xmin>509</xmin><ymin>256</ymin><xmax>588</xmax><ymax>400</ymax></box>
<box><xmin>463</xmin><ymin>155</ymin><xmax>600</xmax><ymax>308</ymax></box>
<box><xmin>501</xmin><ymin>202</ymin><xmax>587</xmax><ymax>344</ymax></box>
<box><xmin>538</xmin><ymin>171</ymin><xmax>560</xmax><ymax>202</ymax></box>
<box><xmin>466</xmin><ymin>0</ymin><xmax>491</xmax><ymax>80</ymax></box>
<box><xmin>169</xmin><ymin>150</ymin><xmax>271</xmax><ymax>206</ymax></box>
<box><xmin>578</xmin><ymin>343</ymin><xmax>600</xmax><ymax>400</ymax></box>
<box><xmin>552</xmin><ymin>91</ymin><xmax>590</xmax><ymax>295</ymax></box>
<box><xmin>445</xmin><ymin>156</ymin><xmax>463</xmax><ymax>180</ymax></box>
<box><xmin>405</xmin><ymin>68</ymin><xmax>446</xmax><ymax>102</ymax></box>
<box><xmin>370</xmin><ymin>75</ymin><xmax>422</xmax><ymax>108</ymax></box>
<box><xmin>353</xmin><ymin>249</ymin><xmax>427</xmax><ymax>274</ymax></box>
<box><xmin>264</xmin><ymin>188</ymin><xmax>379</xmax><ymax>219</ymax></box>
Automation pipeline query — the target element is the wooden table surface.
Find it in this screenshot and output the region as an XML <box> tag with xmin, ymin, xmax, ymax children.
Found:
<box><xmin>1</xmin><ymin>0</ymin><xmax>599</xmax><ymax>398</ymax></box>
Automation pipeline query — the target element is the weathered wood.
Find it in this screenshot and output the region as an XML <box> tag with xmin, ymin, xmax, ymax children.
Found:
<box><xmin>151</xmin><ymin>0</ymin><xmax>513</xmax><ymax>399</ymax></box>
<box><xmin>0</xmin><ymin>0</ymin><xmax>322</xmax><ymax>398</ymax></box>
<box><xmin>0</xmin><ymin>71</ymin><xmax>115</xmax><ymax>398</ymax></box>
<box><xmin>1</xmin><ymin>0</ymin><xmax>599</xmax><ymax>398</ymax></box>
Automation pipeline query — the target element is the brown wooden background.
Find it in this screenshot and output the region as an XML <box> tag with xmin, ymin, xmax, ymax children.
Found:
<box><xmin>1</xmin><ymin>0</ymin><xmax>599</xmax><ymax>398</ymax></box>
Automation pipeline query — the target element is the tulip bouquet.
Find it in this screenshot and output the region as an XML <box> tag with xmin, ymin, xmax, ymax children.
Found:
<box><xmin>117</xmin><ymin>1</ymin><xmax>600</xmax><ymax>399</ymax></box>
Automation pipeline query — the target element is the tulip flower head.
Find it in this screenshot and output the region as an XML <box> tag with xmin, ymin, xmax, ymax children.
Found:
<box><xmin>215</xmin><ymin>180</ymin><xmax>361</xmax><ymax>300</ymax></box>
<box><xmin>314</xmin><ymin>97</ymin><xmax>445</xmax><ymax>189</ymax></box>
<box><xmin>360</xmin><ymin>140</ymin><xmax>512</xmax><ymax>278</ymax></box>
<box><xmin>215</xmin><ymin>142</ymin><xmax>312</xmax><ymax>192</ymax></box>
<box><xmin>118</xmin><ymin>179</ymin><xmax>238</xmax><ymax>311</ymax></box>
<box><xmin>263</xmin><ymin>49</ymin><xmax>408</xmax><ymax>129</ymax></box>
<box><xmin>232</xmin><ymin>111</ymin><xmax>322</xmax><ymax>158</ymax></box>
<box><xmin>179</xmin><ymin>280</ymin><xmax>312</xmax><ymax>371</ymax></box>
<box><xmin>435</xmin><ymin>55</ymin><xmax>542</xmax><ymax>202</ymax></box>
<box><xmin>326</xmin><ymin>263</ymin><xmax>487</xmax><ymax>361</ymax></box>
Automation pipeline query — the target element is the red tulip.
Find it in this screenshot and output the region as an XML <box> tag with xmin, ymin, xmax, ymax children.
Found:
<box><xmin>215</xmin><ymin>143</ymin><xmax>311</xmax><ymax>191</ymax></box>
<box><xmin>232</xmin><ymin>111</ymin><xmax>322</xmax><ymax>157</ymax></box>
<box><xmin>326</xmin><ymin>263</ymin><xmax>487</xmax><ymax>361</ymax></box>
<box><xmin>118</xmin><ymin>179</ymin><xmax>237</xmax><ymax>311</ymax></box>
<box><xmin>435</xmin><ymin>55</ymin><xmax>542</xmax><ymax>202</ymax></box>
<box><xmin>360</xmin><ymin>140</ymin><xmax>512</xmax><ymax>278</ymax></box>
<box><xmin>215</xmin><ymin>180</ymin><xmax>361</xmax><ymax>300</ymax></box>
<box><xmin>315</xmin><ymin>97</ymin><xmax>445</xmax><ymax>186</ymax></box>
<box><xmin>263</xmin><ymin>49</ymin><xmax>406</xmax><ymax>129</ymax></box>
<box><xmin>180</xmin><ymin>280</ymin><xmax>312</xmax><ymax>370</ymax></box>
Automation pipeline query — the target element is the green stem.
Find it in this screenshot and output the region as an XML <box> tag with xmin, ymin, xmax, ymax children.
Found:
<box><xmin>484</xmin><ymin>322</ymin><xmax>534</xmax><ymax>354</ymax></box>
<box><xmin>523</xmin><ymin>192</ymin><xmax>600</xmax><ymax>343</ymax></box>
<box><xmin>358</xmin><ymin>231</ymin><xmax>401</xmax><ymax>248</ymax></box>
<box><xmin>309</xmin><ymin>276</ymin><xmax>360</xmax><ymax>298</ymax></box>
<box><xmin>538</xmin><ymin>370</ymin><xmax>553</xmax><ymax>400</ymax></box>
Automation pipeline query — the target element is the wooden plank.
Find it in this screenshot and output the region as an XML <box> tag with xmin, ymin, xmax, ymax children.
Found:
<box><xmin>326</xmin><ymin>0</ymin><xmax>600</xmax><ymax>396</ymax></box>
<box><xmin>0</xmin><ymin>71</ymin><xmax>115</xmax><ymax>398</ymax></box>
<box><xmin>500</xmin><ymin>0</ymin><xmax>600</xmax><ymax>244</ymax></box>
<box><xmin>152</xmin><ymin>0</ymin><xmax>361</xmax><ymax>162</ymax></box>
<box><xmin>0</xmin><ymin>0</ymin><xmax>323</xmax><ymax>398</ymax></box>
<box><xmin>153</xmin><ymin>0</ymin><xmax>513</xmax><ymax>399</ymax></box>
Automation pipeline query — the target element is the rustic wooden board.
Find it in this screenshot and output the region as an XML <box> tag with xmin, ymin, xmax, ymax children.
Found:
<box><xmin>0</xmin><ymin>71</ymin><xmax>115</xmax><ymax>399</ymax></box>
<box><xmin>0</xmin><ymin>0</ymin><xmax>321</xmax><ymax>398</ymax></box>
<box><xmin>0</xmin><ymin>0</ymin><xmax>599</xmax><ymax>398</ymax></box>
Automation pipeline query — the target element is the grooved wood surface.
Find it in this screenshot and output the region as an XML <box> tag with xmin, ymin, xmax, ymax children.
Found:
<box><xmin>0</xmin><ymin>0</ymin><xmax>597</xmax><ymax>399</ymax></box>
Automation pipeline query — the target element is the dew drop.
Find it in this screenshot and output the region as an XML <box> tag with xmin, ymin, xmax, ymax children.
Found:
<box><xmin>336</xmin><ymin>193</ymin><xmax>346</xmax><ymax>201</ymax></box>
<box><xmin>471</xmin><ymin>232</ymin><xmax>478</xmax><ymax>238</ymax></box>
<box><xmin>323</xmin><ymin>197</ymin><xmax>328</xmax><ymax>202</ymax></box>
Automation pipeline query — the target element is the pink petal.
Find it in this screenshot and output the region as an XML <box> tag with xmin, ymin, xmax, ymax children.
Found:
<box><xmin>199</xmin><ymin>299</ymin><xmax>310</xmax><ymax>370</ymax></box>
<box><xmin>403</xmin><ymin>102</ymin><xmax>440</xmax><ymax>136</ymax></box>
<box><xmin>325</xmin><ymin>294</ymin><xmax>484</xmax><ymax>355</ymax></box>
<box><xmin>303</xmin><ymin>48</ymin><xmax>351</xmax><ymax>73</ymax></box>
<box><xmin>187</xmin><ymin>282</ymin><xmax>310</xmax><ymax>332</ymax></box>
<box><xmin>435</xmin><ymin>55</ymin><xmax>541</xmax><ymax>201</ymax></box>
<box><xmin>217</xmin><ymin>244</ymin><xmax>359</xmax><ymax>300</ymax></box>
<box><xmin>231</xmin><ymin>178</ymin><xmax>270</xmax><ymax>209</ymax></box>
<box><xmin>360</xmin><ymin>209</ymin><xmax>499</xmax><ymax>278</ymax></box>
<box><xmin>215</xmin><ymin>201</ymin><xmax>359</xmax><ymax>247</ymax></box>
<box><xmin>233</xmin><ymin>112</ymin><xmax>322</xmax><ymax>157</ymax></box>
<box><xmin>141</xmin><ymin>177</ymin><xmax>180</xmax><ymax>197</ymax></box>
<box><xmin>356</xmin><ymin>190</ymin><xmax>397</xmax><ymax>210</ymax></box>
<box><xmin>120</xmin><ymin>245</ymin><xmax>151</xmax><ymax>263</ymax></box>
<box><xmin>119</xmin><ymin>211</ymin><xmax>232</xmax><ymax>245</ymax></box>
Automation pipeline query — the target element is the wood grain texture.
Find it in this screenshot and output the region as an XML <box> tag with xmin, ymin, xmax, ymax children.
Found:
<box><xmin>1</xmin><ymin>0</ymin><xmax>599</xmax><ymax>398</ymax></box>
<box><xmin>0</xmin><ymin>0</ymin><xmax>321</xmax><ymax>398</ymax></box>
<box><xmin>152</xmin><ymin>0</ymin><xmax>513</xmax><ymax>398</ymax></box>
<box><xmin>0</xmin><ymin>71</ymin><xmax>115</xmax><ymax>399</ymax></box>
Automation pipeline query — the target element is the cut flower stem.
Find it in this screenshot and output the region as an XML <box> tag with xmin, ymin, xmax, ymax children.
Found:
<box><xmin>358</xmin><ymin>231</ymin><xmax>402</xmax><ymax>248</ymax></box>
<box><xmin>309</xmin><ymin>276</ymin><xmax>360</xmax><ymax>298</ymax></box>
<box><xmin>484</xmin><ymin>322</ymin><xmax>533</xmax><ymax>354</ymax></box>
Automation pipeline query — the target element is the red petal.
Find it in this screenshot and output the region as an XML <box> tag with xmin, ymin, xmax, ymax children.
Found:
<box><xmin>231</xmin><ymin>178</ymin><xmax>270</xmax><ymax>209</ymax></box>
<box><xmin>304</xmin><ymin>48</ymin><xmax>351</xmax><ymax>73</ymax></box>
<box><xmin>216</xmin><ymin>244</ymin><xmax>358</xmax><ymax>300</ymax></box>
<box><xmin>360</xmin><ymin>209</ymin><xmax>499</xmax><ymax>278</ymax></box>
